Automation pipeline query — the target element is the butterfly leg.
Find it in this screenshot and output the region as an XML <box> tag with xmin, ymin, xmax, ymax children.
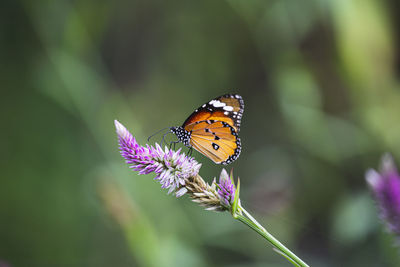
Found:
<box><xmin>169</xmin><ymin>140</ymin><xmax>178</xmax><ymax>150</ymax></box>
<box><xmin>188</xmin><ymin>147</ymin><xmax>193</xmax><ymax>157</ymax></box>
<box><xmin>161</xmin><ymin>132</ymin><xmax>169</xmax><ymax>149</ymax></box>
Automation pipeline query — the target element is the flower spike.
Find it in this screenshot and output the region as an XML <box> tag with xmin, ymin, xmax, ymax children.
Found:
<box><xmin>217</xmin><ymin>169</ymin><xmax>237</xmax><ymax>209</ymax></box>
<box><xmin>115</xmin><ymin>120</ymin><xmax>201</xmax><ymax>196</ymax></box>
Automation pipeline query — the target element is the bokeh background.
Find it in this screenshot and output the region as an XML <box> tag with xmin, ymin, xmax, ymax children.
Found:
<box><xmin>2</xmin><ymin>0</ymin><xmax>400</xmax><ymax>266</ymax></box>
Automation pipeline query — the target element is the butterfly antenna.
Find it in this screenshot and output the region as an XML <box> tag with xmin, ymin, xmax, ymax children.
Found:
<box><xmin>147</xmin><ymin>127</ymin><xmax>171</xmax><ymax>142</ymax></box>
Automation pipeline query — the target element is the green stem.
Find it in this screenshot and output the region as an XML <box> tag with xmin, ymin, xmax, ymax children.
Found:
<box><xmin>235</xmin><ymin>205</ymin><xmax>309</xmax><ymax>267</ymax></box>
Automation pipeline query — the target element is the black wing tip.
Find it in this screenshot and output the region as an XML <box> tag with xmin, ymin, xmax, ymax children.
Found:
<box><xmin>218</xmin><ymin>94</ymin><xmax>244</xmax><ymax>131</ymax></box>
<box><xmin>220</xmin><ymin>93</ymin><xmax>244</xmax><ymax>108</ymax></box>
<box><xmin>220</xmin><ymin>93</ymin><xmax>242</xmax><ymax>99</ymax></box>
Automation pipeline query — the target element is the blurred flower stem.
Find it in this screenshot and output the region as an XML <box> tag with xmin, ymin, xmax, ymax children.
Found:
<box><xmin>115</xmin><ymin>120</ymin><xmax>309</xmax><ymax>267</ymax></box>
<box><xmin>234</xmin><ymin>204</ymin><xmax>309</xmax><ymax>267</ymax></box>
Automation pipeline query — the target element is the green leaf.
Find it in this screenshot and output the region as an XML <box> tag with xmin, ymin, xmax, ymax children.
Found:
<box><xmin>230</xmin><ymin>168</ymin><xmax>235</xmax><ymax>183</ymax></box>
<box><xmin>232</xmin><ymin>178</ymin><xmax>240</xmax><ymax>216</ymax></box>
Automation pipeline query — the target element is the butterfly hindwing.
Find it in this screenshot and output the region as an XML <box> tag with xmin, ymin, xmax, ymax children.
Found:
<box><xmin>182</xmin><ymin>94</ymin><xmax>244</xmax><ymax>132</ymax></box>
<box><xmin>186</xmin><ymin>120</ymin><xmax>241</xmax><ymax>165</ymax></box>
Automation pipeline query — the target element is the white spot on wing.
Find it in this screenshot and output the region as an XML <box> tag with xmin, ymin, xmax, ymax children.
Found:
<box><xmin>223</xmin><ymin>106</ymin><xmax>234</xmax><ymax>111</ymax></box>
<box><xmin>209</xmin><ymin>100</ymin><xmax>226</xmax><ymax>107</ymax></box>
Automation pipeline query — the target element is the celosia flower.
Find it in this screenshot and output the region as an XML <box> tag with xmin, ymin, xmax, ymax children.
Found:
<box><xmin>115</xmin><ymin>120</ymin><xmax>201</xmax><ymax>195</ymax></box>
<box><xmin>115</xmin><ymin>120</ymin><xmax>238</xmax><ymax>211</ymax></box>
<box><xmin>114</xmin><ymin>120</ymin><xmax>308</xmax><ymax>266</ymax></box>
<box><xmin>366</xmin><ymin>154</ymin><xmax>400</xmax><ymax>239</ymax></box>
<box><xmin>217</xmin><ymin>169</ymin><xmax>236</xmax><ymax>208</ymax></box>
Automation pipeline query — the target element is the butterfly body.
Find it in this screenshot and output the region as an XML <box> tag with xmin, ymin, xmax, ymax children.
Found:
<box><xmin>170</xmin><ymin>126</ymin><xmax>191</xmax><ymax>147</ymax></box>
<box><xmin>171</xmin><ymin>94</ymin><xmax>244</xmax><ymax>165</ymax></box>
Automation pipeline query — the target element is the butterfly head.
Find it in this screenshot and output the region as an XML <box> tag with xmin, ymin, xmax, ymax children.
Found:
<box><xmin>170</xmin><ymin>126</ymin><xmax>191</xmax><ymax>147</ymax></box>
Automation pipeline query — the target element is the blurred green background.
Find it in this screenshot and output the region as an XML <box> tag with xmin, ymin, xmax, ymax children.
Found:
<box><xmin>2</xmin><ymin>0</ymin><xmax>400</xmax><ymax>266</ymax></box>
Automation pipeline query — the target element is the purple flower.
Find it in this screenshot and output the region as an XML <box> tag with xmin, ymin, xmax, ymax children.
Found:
<box><xmin>366</xmin><ymin>154</ymin><xmax>400</xmax><ymax>239</ymax></box>
<box><xmin>217</xmin><ymin>169</ymin><xmax>236</xmax><ymax>208</ymax></box>
<box><xmin>115</xmin><ymin>120</ymin><xmax>201</xmax><ymax>196</ymax></box>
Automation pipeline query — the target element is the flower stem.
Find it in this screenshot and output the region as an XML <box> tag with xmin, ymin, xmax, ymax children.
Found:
<box><xmin>234</xmin><ymin>205</ymin><xmax>309</xmax><ymax>267</ymax></box>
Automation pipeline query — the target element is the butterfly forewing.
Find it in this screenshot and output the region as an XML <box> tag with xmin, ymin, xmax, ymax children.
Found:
<box><xmin>182</xmin><ymin>94</ymin><xmax>244</xmax><ymax>132</ymax></box>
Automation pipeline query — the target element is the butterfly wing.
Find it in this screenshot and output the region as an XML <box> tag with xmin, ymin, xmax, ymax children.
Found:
<box><xmin>186</xmin><ymin>120</ymin><xmax>241</xmax><ymax>165</ymax></box>
<box><xmin>182</xmin><ymin>94</ymin><xmax>244</xmax><ymax>132</ymax></box>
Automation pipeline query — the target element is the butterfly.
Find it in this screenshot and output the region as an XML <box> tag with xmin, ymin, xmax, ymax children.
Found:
<box><xmin>170</xmin><ymin>94</ymin><xmax>244</xmax><ymax>165</ymax></box>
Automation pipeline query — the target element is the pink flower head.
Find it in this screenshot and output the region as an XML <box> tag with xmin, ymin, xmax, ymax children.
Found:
<box><xmin>115</xmin><ymin>120</ymin><xmax>201</xmax><ymax>195</ymax></box>
<box><xmin>217</xmin><ymin>169</ymin><xmax>236</xmax><ymax>208</ymax></box>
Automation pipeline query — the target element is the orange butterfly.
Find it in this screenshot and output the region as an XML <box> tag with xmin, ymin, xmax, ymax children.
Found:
<box><xmin>171</xmin><ymin>94</ymin><xmax>244</xmax><ymax>165</ymax></box>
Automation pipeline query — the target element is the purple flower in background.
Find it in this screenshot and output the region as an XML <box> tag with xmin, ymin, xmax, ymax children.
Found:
<box><xmin>366</xmin><ymin>154</ymin><xmax>400</xmax><ymax>239</ymax></box>
<box><xmin>115</xmin><ymin>120</ymin><xmax>201</xmax><ymax>195</ymax></box>
<box><xmin>217</xmin><ymin>169</ymin><xmax>236</xmax><ymax>208</ymax></box>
